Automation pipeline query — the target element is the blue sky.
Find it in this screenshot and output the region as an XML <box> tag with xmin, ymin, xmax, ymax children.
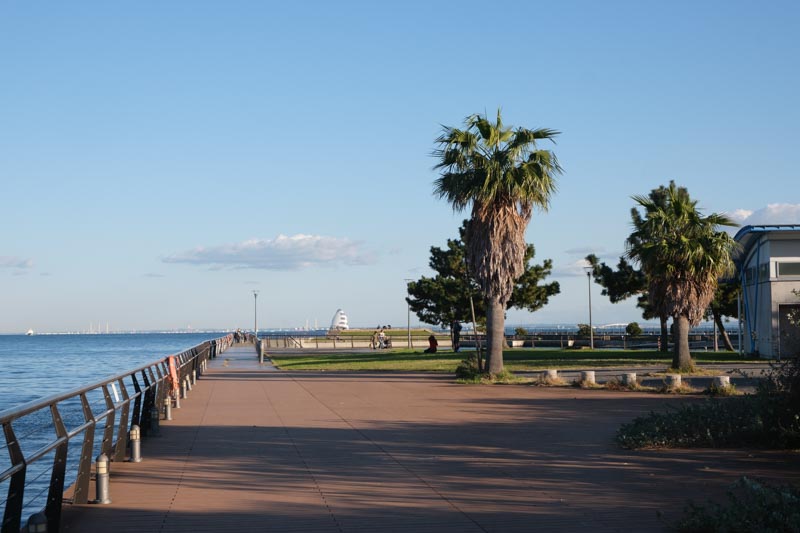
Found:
<box><xmin>2</xmin><ymin>1</ymin><xmax>799</xmax><ymax>333</ymax></box>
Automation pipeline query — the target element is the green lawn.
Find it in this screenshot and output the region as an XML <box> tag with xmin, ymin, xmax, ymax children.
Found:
<box><xmin>270</xmin><ymin>348</ymin><xmax>762</xmax><ymax>372</ymax></box>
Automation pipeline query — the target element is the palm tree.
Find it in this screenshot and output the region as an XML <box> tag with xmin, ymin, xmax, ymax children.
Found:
<box><xmin>433</xmin><ymin>110</ymin><xmax>562</xmax><ymax>374</ymax></box>
<box><xmin>626</xmin><ymin>181</ymin><xmax>738</xmax><ymax>371</ymax></box>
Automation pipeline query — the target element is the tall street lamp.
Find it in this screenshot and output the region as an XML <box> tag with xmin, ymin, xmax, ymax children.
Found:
<box><xmin>404</xmin><ymin>279</ymin><xmax>413</xmax><ymax>349</ymax></box>
<box><xmin>583</xmin><ymin>266</ymin><xmax>594</xmax><ymax>350</ymax></box>
<box><xmin>253</xmin><ymin>290</ymin><xmax>259</xmax><ymax>340</ymax></box>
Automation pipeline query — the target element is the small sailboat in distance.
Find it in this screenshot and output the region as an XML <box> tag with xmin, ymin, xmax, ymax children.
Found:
<box><xmin>26</xmin><ymin>329</ymin><xmax>34</xmax><ymax>336</ymax></box>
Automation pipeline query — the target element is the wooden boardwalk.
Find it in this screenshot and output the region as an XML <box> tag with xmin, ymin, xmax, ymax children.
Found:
<box><xmin>61</xmin><ymin>345</ymin><xmax>800</xmax><ymax>532</ymax></box>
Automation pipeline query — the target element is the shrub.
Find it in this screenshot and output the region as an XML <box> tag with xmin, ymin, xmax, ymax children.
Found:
<box><xmin>706</xmin><ymin>382</ymin><xmax>738</xmax><ymax>397</ymax></box>
<box><xmin>455</xmin><ymin>354</ymin><xmax>482</xmax><ymax>381</ymax></box>
<box><xmin>673</xmin><ymin>477</ymin><xmax>800</xmax><ymax>532</ymax></box>
<box><xmin>577</xmin><ymin>323</ymin><xmax>592</xmax><ymax>336</ymax></box>
<box><xmin>616</xmin><ymin>394</ymin><xmax>800</xmax><ymax>449</ymax></box>
<box><xmin>616</xmin><ymin>352</ymin><xmax>800</xmax><ymax>450</ymax></box>
<box><xmin>535</xmin><ymin>373</ymin><xmax>566</xmax><ymax>386</ymax></box>
<box><xmin>626</xmin><ymin>322</ymin><xmax>643</xmax><ymax>336</ymax></box>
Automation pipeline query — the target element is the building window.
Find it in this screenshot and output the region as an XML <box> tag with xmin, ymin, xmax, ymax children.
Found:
<box><xmin>745</xmin><ymin>266</ymin><xmax>756</xmax><ymax>285</ymax></box>
<box><xmin>778</xmin><ymin>262</ymin><xmax>800</xmax><ymax>277</ymax></box>
<box><xmin>759</xmin><ymin>263</ymin><xmax>770</xmax><ymax>281</ymax></box>
<box><xmin>744</xmin><ymin>263</ymin><xmax>770</xmax><ymax>284</ymax></box>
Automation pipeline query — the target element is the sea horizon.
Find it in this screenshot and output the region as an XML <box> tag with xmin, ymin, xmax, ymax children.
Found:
<box><xmin>3</xmin><ymin>319</ymin><xmax>731</xmax><ymax>337</ymax></box>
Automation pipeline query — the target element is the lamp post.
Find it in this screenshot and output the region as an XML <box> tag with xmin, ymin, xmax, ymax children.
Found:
<box><xmin>583</xmin><ymin>266</ymin><xmax>594</xmax><ymax>350</ymax></box>
<box><xmin>252</xmin><ymin>290</ymin><xmax>259</xmax><ymax>340</ymax></box>
<box><xmin>404</xmin><ymin>279</ymin><xmax>413</xmax><ymax>349</ymax></box>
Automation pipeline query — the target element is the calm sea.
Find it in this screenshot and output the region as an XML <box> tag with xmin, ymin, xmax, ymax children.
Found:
<box><xmin>0</xmin><ymin>333</ymin><xmax>225</xmax><ymax>412</ymax></box>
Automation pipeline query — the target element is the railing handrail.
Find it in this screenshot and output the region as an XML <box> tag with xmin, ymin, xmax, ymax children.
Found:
<box><xmin>0</xmin><ymin>358</ymin><xmax>170</xmax><ymax>424</ymax></box>
<box><xmin>0</xmin><ymin>333</ymin><xmax>234</xmax><ymax>533</ymax></box>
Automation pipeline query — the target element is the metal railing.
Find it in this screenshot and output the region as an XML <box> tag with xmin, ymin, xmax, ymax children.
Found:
<box><xmin>258</xmin><ymin>333</ymin><xmax>452</xmax><ymax>350</ymax></box>
<box><xmin>0</xmin><ymin>334</ymin><xmax>233</xmax><ymax>533</ymax></box>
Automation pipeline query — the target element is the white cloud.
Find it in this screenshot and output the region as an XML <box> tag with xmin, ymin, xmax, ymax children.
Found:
<box><xmin>730</xmin><ymin>203</ymin><xmax>800</xmax><ymax>226</ymax></box>
<box><xmin>552</xmin><ymin>258</ymin><xmax>593</xmax><ymax>278</ymax></box>
<box><xmin>727</xmin><ymin>209</ymin><xmax>753</xmax><ymax>224</ymax></box>
<box><xmin>163</xmin><ymin>234</ymin><xmax>376</xmax><ymax>271</ymax></box>
<box><xmin>0</xmin><ymin>256</ymin><xmax>33</xmax><ymax>270</ymax></box>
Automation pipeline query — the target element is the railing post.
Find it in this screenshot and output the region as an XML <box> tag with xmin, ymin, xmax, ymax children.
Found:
<box><xmin>164</xmin><ymin>395</ymin><xmax>173</xmax><ymax>420</ymax></box>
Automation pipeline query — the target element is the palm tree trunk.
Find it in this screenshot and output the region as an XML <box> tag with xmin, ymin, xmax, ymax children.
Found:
<box><xmin>712</xmin><ymin>311</ymin><xmax>735</xmax><ymax>351</ymax></box>
<box><xmin>659</xmin><ymin>315</ymin><xmax>669</xmax><ymax>352</ymax></box>
<box><xmin>486</xmin><ymin>298</ymin><xmax>505</xmax><ymax>375</ymax></box>
<box><xmin>672</xmin><ymin>315</ymin><xmax>694</xmax><ymax>371</ymax></box>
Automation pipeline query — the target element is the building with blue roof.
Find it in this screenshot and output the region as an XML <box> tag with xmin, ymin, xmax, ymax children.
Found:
<box><xmin>734</xmin><ymin>225</ymin><xmax>800</xmax><ymax>358</ymax></box>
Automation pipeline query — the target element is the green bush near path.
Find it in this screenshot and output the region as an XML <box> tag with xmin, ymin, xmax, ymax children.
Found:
<box><xmin>617</xmin><ymin>356</ymin><xmax>800</xmax><ymax>450</ymax></box>
<box><xmin>672</xmin><ymin>477</ymin><xmax>800</xmax><ymax>532</ymax></box>
<box><xmin>270</xmin><ymin>348</ymin><xmax>758</xmax><ymax>372</ymax></box>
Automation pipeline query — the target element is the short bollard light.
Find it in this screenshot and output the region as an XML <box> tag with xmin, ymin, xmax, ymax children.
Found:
<box><xmin>181</xmin><ymin>379</ymin><xmax>188</xmax><ymax>399</ymax></box>
<box><xmin>130</xmin><ymin>425</ymin><xmax>142</xmax><ymax>463</ymax></box>
<box><xmin>149</xmin><ymin>405</ymin><xmax>160</xmax><ymax>436</ymax></box>
<box><xmin>26</xmin><ymin>511</ymin><xmax>47</xmax><ymax>532</ymax></box>
<box><xmin>95</xmin><ymin>453</ymin><xmax>112</xmax><ymax>504</ymax></box>
<box><xmin>164</xmin><ymin>395</ymin><xmax>173</xmax><ymax>420</ymax></box>
<box><xmin>191</xmin><ymin>369</ymin><xmax>197</xmax><ymax>385</ymax></box>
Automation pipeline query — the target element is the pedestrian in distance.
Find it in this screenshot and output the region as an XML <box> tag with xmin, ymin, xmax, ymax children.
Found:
<box><xmin>371</xmin><ymin>329</ymin><xmax>379</xmax><ymax>350</ymax></box>
<box><xmin>424</xmin><ymin>335</ymin><xmax>438</xmax><ymax>354</ymax></box>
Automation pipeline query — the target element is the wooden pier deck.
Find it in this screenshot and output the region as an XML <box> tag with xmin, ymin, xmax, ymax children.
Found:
<box><xmin>61</xmin><ymin>344</ymin><xmax>800</xmax><ymax>532</ymax></box>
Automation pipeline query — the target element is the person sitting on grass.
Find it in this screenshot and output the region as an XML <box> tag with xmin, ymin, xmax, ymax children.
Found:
<box><xmin>424</xmin><ymin>335</ymin><xmax>438</xmax><ymax>354</ymax></box>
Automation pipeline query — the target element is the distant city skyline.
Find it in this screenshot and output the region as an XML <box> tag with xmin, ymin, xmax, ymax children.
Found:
<box><xmin>2</xmin><ymin>1</ymin><xmax>799</xmax><ymax>334</ymax></box>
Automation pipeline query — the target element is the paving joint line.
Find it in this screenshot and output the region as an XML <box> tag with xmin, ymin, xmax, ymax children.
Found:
<box><xmin>259</xmin><ymin>380</ymin><xmax>345</xmax><ymax>533</ymax></box>
<box><xmin>157</xmin><ymin>380</ymin><xmax>213</xmax><ymax>533</ymax></box>
<box><xmin>290</xmin><ymin>376</ymin><xmax>490</xmax><ymax>533</ymax></box>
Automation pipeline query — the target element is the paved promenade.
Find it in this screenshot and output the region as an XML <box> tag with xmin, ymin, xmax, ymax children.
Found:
<box><xmin>61</xmin><ymin>345</ymin><xmax>800</xmax><ymax>532</ymax></box>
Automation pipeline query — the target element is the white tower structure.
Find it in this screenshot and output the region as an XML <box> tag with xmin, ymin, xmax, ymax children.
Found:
<box><xmin>330</xmin><ymin>309</ymin><xmax>350</xmax><ymax>330</ymax></box>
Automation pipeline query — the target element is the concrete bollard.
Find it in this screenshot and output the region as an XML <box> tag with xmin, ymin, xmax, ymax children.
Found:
<box><xmin>621</xmin><ymin>373</ymin><xmax>637</xmax><ymax>386</ymax></box>
<box><xmin>181</xmin><ymin>379</ymin><xmax>188</xmax><ymax>399</ymax></box>
<box><xmin>26</xmin><ymin>511</ymin><xmax>47</xmax><ymax>532</ymax></box>
<box><xmin>164</xmin><ymin>396</ymin><xmax>173</xmax><ymax>420</ymax></box>
<box><xmin>712</xmin><ymin>375</ymin><xmax>731</xmax><ymax>388</ymax></box>
<box><xmin>129</xmin><ymin>425</ymin><xmax>142</xmax><ymax>463</ymax></box>
<box><xmin>542</xmin><ymin>369</ymin><xmax>558</xmax><ymax>381</ymax></box>
<box><xmin>185</xmin><ymin>375</ymin><xmax>192</xmax><ymax>392</ymax></box>
<box><xmin>191</xmin><ymin>369</ymin><xmax>197</xmax><ymax>385</ymax></box>
<box><xmin>580</xmin><ymin>371</ymin><xmax>596</xmax><ymax>385</ymax></box>
<box><xmin>665</xmin><ymin>374</ymin><xmax>682</xmax><ymax>388</ymax></box>
<box><xmin>94</xmin><ymin>454</ymin><xmax>112</xmax><ymax>504</ymax></box>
